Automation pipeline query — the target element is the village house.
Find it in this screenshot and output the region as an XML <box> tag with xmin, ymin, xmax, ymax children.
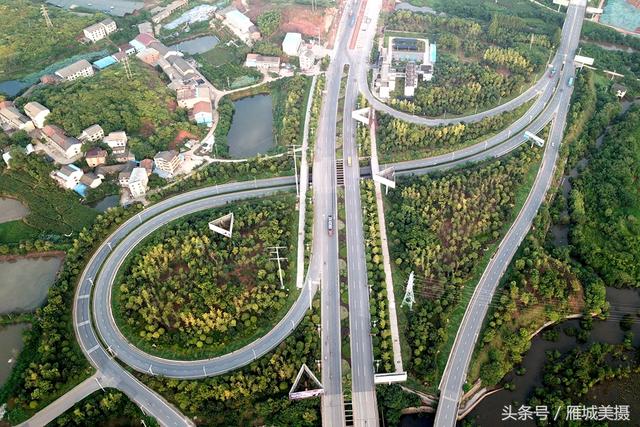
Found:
<box><xmin>299</xmin><ymin>47</ymin><xmax>316</xmax><ymax>71</ymax></box>
<box><xmin>41</xmin><ymin>125</ymin><xmax>82</xmax><ymax>158</ymax></box>
<box><xmin>83</xmin><ymin>18</ymin><xmax>117</xmax><ymax>43</ymax></box>
<box><xmin>79</xmin><ymin>124</ymin><xmax>104</xmax><ymax>143</ymax></box>
<box><xmin>51</xmin><ymin>164</ymin><xmax>84</xmax><ymax>190</ymax></box>
<box><xmin>139</xmin><ymin>158</ymin><xmax>154</xmax><ymax>175</ymax></box>
<box><xmin>244</xmin><ymin>54</ymin><xmax>281</xmax><ymax>72</ymax></box>
<box><xmin>55</xmin><ymin>60</ymin><xmax>94</xmax><ymax>81</ymax></box>
<box><xmin>190</xmin><ymin>100</ymin><xmax>213</xmax><ymax>125</ymax></box>
<box><xmin>128</xmin><ymin>167</ymin><xmax>149</xmax><ymax>198</ymax></box>
<box><xmin>130</xmin><ymin>33</ymin><xmax>158</xmax><ymax>53</ymax></box>
<box><xmin>217</xmin><ymin>6</ymin><xmax>260</xmax><ymax>45</ymax></box>
<box><xmin>85</xmin><ymin>148</ymin><xmax>108</xmax><ymax>167</ymax></box>
<box><xmin>103</xmin><ymin>131</ymin><xmax>128</xmax><ymax>154</ymax></box>
<box><xmin>176</xmin><ymin>85</ymin><xmax>212</xmax><ymax>109</ymax></box>
<box><xmin>151</xmin><ymin>0</ymin><xmax>189</xmax><ymax>24</ymax></box>
<box><xmin>0</xmin><ymin>104</ymin><xmax>34</xmax><ymax>132</ymax></box>
<box><xmin>154</xmin><ymin>150</ymin><xmax>182</xmax><ymax>177</ymax></box>
<box><xmin>80</xmin><ymin>172</ymin><xmax>103</xmax><ymax>189</ymax></box>
<box><xmin>23</xmin><ymin>102</ymin><xmax>50</xmax><ymax>129</ymax></box>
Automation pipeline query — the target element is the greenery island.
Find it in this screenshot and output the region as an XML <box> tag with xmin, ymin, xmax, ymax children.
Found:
<box><xmin>114</xmin><ymin>194</ymin><xmax>299</xmax><ymax>359</ymax></box>
<box><xmin>382</xmin><ymin>3</ymin><xmax>562</xmax><ymax>116</ymax></box>
<box><xmin>387</xmin><ymin>146</ymin><xmax>541</xmax><ymax>387</ymax></box>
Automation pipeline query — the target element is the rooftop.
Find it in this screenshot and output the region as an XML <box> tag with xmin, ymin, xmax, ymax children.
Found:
<box><xmin>56</xmin><ymin>60</ymin><xmax>92</xmax><ymax>78</ymax></box>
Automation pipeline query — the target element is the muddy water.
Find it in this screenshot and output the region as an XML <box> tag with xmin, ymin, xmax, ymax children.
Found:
<box><xmin>0</xmin><ymin>257</ymin><xmax>63</xmax><ymax>314</ymax></box>
<box><xmin>0</xmin><ymin>323</ymin><xmax>29</xmax><ymax>386</ymax></box>
<box><xmin>0</xmin><ymin>198</ymin><xmax>28</xmax><ymax>224</ymax></box>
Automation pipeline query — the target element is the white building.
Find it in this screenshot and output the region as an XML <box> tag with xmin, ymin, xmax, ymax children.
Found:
<box><xmin>23</xmin><ymin>102</ymin><xmax>50</xmax><ymax>129</ymax></box>
<box><xmin>154</xmin><ymin>150</ymin><xmax>182</xmax><ymax>177</ymax></box>
<box><xmin>128</xmin><ymin>167</ymin><xmax>149</xmax><ymax>198</ymax></box>
<box><xmin>283</xmin><ymin>32</ymin><xmax>302</xmax><ymax>56</ymax></box>
<box><xmin>52</xmin><ymin>164</ymin><xmax>84</xmax><ymax>190</ymax></box>
<box><xmin>103</xmin><ymin>131</ymin><xmax>128</xmax><ymax>154</ymax></box>
<box><xmin>79</xmin><ymin>124</ymin><xmax>104</xmax><ymax>143</ymax></box>
<box><xmin>0</xmin><ymin>105</ymin><xmax>34</xmax><ymax>132</ymax></box>
<box><xmin>42</xmin><ymin>125</ymin><xmax>82</xmax><ymax>158</ymax></box>
<box><xmin>83</xmin><ymin>18</ymin><xmax>117</xmax><ymax>43</ymax></box>
<box><xmin>244</xmin><ymin>54</ymin><xmax>281</xmax><ymax>72</ymax></box>
<box><xmin>55</xmin><ymin>60</ymin><xmax>94</xmax><ymax>81</ymax></box>
<box><xmin>218</xmin><ymin>6</ymin><xmax>260</xmax><ymax>45</ymax></box>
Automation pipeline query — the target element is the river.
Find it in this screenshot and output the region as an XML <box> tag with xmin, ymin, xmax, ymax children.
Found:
<box><xmin>0</xmin><ymin>323</ymin><xmax>29</xmax><ymax>387</ymax></box>
<box><xmin>227</xmin><ymin>95</ymin><xmax>275</xmax><ymax>158</ymax></box>
<box><xmin>0</xmin><ymin>198</ymin><xmax>28</xmax><ymax>224</ymax></box>
<box><xmin>0</xmin><ymin>256</ymin><xmax>63</xmax><ymax>314</ymax></box>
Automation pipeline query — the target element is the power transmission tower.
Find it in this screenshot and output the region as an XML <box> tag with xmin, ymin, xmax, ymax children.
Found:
<box><xmin>400</xmin><ymin>271</ymin><xmax>415</xmax><ymax>310</ymax></box>
<box><xmin>269</xmin><ymin>246</ymin><xmax>287</xmax><ymax>289</ymax></box>
<box><xmin>122</xmin><ymin>55</ymin><xmax>133</xmax><ymax>80</ymax></box>
<box><xmin>41</xmin><ymin>5</ymin><xmax>53</xmax><ymax>28</ymax></box>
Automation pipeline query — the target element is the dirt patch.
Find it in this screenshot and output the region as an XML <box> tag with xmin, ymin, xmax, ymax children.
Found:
<box><xmin>382</xmin><ymin>0</ymin><xmax>396</xmax><ymax>13</ymax></box>
<box><xmin>238</xmin><ymin>0</ymin><xmax>340</xmax><ymax>43</ymax></box>
<box><xmin>169</xmin><ymin>130</ymin><xmax>199</xmax><ymax>150</ymax></box>
<box><xmin>139</xmin><ymin>121</ymin><xmax>156</xmax><ymax>138</ymax></box>
<box><xmin>166</xmin><ymin>98</ymin><xmax>177</xmax><ymax>112</ymax></box>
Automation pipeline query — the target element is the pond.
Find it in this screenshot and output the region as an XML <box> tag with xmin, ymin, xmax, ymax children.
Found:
<box><xmin>0</xmin><ymin>198</ymin><xmax>29</xmax><ymax>224</ymax></box>
<box><xmin>91</xmin><ymin>195</ymin><xmax>120</xmax><ymax>212</ymax></box>
<box><xmin>0</xmin><ymin>323</ymin><xmax>29</xmax><ymax>387</ymax></box>
<box><xmin>0</xmin><ymin>80</ymin><xmax>29</xmax><ymax>97</ymax></box>
<box><xmin>0</xmin><ymin>256</ymin><xmax>64</xmax><ymax>314</ymax></box>
<box><xmin>171</xmin><ymin>35</ymin><xmax>220</xmax><ymax>55</ymax></box>
<box><xmin>227</xmin><ymin>95</ymin><xmax>275</xmax><ymax>159</ymax></box>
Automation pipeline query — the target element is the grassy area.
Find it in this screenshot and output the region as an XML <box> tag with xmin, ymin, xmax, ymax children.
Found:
<box><xmin>0</xmin><ymin>220</ymin><xmax>40</xmax><ymax>244</ymax></box>
<box><xmin>433</xmin><ymin>144</ymin><xmax>542</xmax><ymax>382</ymax></box>
<box><xmin>0</xmin><ymin>156</ymin><xmax>97</xmax><ymax>244</ymax></box>
<box><xmin>0</xmin><ymin>0</ymin><xmax>103</xmax><ymax>81</ymax></box>
<box><xmin>112</xmin><ymin>193</ymin><xmax>302</xmax><ymax>360</ymax></box>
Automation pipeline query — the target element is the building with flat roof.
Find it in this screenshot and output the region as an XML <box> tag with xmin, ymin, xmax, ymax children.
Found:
<box><xmin>154</xmin><ymin>150</ymin><xmax>182</xmax><ymax>177</ymax></box>
<box><xmin>176</xmin><ymin>85</ymin><xmax>212</xmax><ymax>109</ymax></box>
<box><xmin>128</xmin><ymin>167</ymin><xmax>149</xmax><ymax>198</ymax></box>
<box><xmin>103</xmin><ymin>131</ymin><xmax>128</xmax><ymax>154</ymax></box>
<box><xmin>55</xmin><ymin>60</ymin><xmax>94</xmax><ymax>81</ymax></box>
<box><xmin>283</xmin><ymin>32</ymin><xmax>302</xmax><ymax>56</ymax></box>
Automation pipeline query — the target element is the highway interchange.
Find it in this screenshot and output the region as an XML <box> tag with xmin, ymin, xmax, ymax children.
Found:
<box><xmin>21</xmin><ymin>0</ymin><xmax>588</xmax><ymax>426</ymax></box>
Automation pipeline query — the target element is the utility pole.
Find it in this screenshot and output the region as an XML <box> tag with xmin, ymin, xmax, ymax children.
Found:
<box><xmin>400</xmin><ymin>271</ymin><xmax>415</xmax><ymax>310</ymax></box>
<box><xmin>269</xmin><ymin>246</ymin><xmax>287</xmax><ymax>289</ymax></box>
<box><xmin>41</xmin><ymin>5</ymin><xmax>53</xmax><ymax>28</ymax></box>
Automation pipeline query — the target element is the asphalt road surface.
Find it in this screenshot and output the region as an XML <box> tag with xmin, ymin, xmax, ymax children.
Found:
<box><xmin>434</xmin><ymin>2</ymin><xmax>586</xmax><ymax>426</ymax></box>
